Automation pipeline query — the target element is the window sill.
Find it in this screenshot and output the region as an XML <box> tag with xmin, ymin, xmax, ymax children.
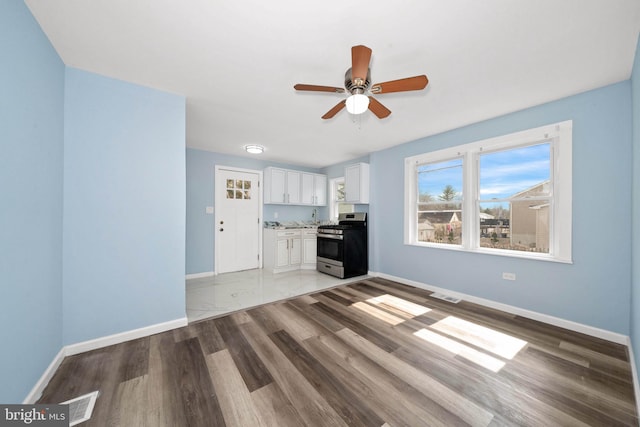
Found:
<box><xmin>407</xmin><ymin>241</ymin><xmax>573</xmax><ymax>264</ymax></box>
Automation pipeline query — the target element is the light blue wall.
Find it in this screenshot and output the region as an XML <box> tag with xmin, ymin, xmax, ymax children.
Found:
<box><xmin>630</xmin><ymin>34</ymin><xmax>640</xmax><ymax>369</ymax></box>
<box><xmin>186</xmin><ymin>149</ymin><xmax>323</xmax><ymax>274</ymax></box>
<box><xmin>370</xmin><ymin>81</ymin><xmax>633</xmax><ymax>334</ymax></box>
<box><xmin>0</xmin><ymin>1</ymin><xmax>64</xmax><ymax>403</ymax></box>
<box><xmin>63</xmin><ymin>68</ymin><xmax>186</xmax><ymax>344</ymax></box>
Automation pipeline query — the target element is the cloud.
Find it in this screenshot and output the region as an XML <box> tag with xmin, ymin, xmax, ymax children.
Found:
<box><xmin>480</xmin><ymin>179</ymin><xmax>546</xmax><ymax>198</ymax></box>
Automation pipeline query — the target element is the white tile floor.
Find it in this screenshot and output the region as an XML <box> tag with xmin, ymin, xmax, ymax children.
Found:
<box><xmin>186</xmin><ymin>268</ymin><xmax>369</xmax><ymax>322</ymax></box>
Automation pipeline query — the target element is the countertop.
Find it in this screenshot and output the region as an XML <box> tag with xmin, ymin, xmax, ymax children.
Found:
<box><xmin>263</xmin><ymin>221</ymin><xmax>334</xmax><ymax>230</ymax></box>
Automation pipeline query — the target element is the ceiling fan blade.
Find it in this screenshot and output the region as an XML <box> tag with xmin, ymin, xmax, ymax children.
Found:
<box><xmin>294</xmin><ymin>84</ymin><xmax>345</xmax><ymax>93</ymax></box>
<box><xmin>351</xmin><ymin>45</ymin><xmax>372</xmax><ymax>85</ymax></box>
<box><xmin>322</xmin><ymin>100</ymin><xmax>346</xmax><ymax>119</ymax></box>
<box><xmin>370</xmin><ymin>75</ymin><xmax>429</xmax><ymax>94</ymax></box>
<box><xmin>368</xmin><ymin>96</ymin><xmax>391</xmax><ymax>119</ymax></box>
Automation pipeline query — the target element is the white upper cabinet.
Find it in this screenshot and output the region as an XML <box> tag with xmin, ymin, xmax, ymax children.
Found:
<box><xmin>314</xmin><ymin>174</ymin><xmax>327</xmax><ymax>206</ymax></box>
<box><xmin>286</xmin><ymin>170</ymin><xmax>301</xmax><ymax>204</ymax></box>
<box><xmin>264</xmin><ymin>167</ymin><xmax>285</xmax><ymax>204</ymax></box>
<box><xmin>301</xmin><ymin>172</ymin><xmax>327</xmax><ymax>206</ymax></box>
<box><xmin>265</xmin><ymin>167</ymin><xmax>326</xmax><ymax>206</ymax></box>
<box><xmin>264</xmin><ymin>167</ymin><xmax>302</xmax><ymax>204</ymax></box>
<box><xmin>345</xmin><ymin>163</ymin><xmax>369</xmax><ymax>204</ymax></box>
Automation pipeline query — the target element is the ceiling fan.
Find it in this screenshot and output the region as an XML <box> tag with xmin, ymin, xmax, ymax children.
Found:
<box><xmin>294</xmin><ymin>45</ymin><xmax>429</xmax><ymax>120</ymax></box>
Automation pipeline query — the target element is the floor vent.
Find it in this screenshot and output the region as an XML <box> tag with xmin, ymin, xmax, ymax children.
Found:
<box><xmin>430</xmin><ymin>292</ymin><xmax>461</xmax><ymax>304</ymax></box>
<box><xmin>61</xmin><ymin>391</ymin><xmax>99</xmax><ymax>426</ymax></box>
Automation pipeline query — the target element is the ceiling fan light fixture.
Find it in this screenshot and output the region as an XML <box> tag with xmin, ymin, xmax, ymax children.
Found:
<box><xmin>244</xmin><ymin>144</ymin><xmax>264</xmax><ymax>154</ymax></box>
<box><xmin>345</xmin><ymin>94</ymin><xmax>369</xmax><ymax>115</ymax></box>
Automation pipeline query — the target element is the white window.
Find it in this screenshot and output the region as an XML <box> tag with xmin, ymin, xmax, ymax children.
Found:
<box><xmin>404</xmin><ymin>121</ymin><xmax>572</xmax><ymax>263</ymax></box>
<box><xmin>329</xmin><ymin>177</ymin><xmax>354</xmax><ymax>221</ymax></box>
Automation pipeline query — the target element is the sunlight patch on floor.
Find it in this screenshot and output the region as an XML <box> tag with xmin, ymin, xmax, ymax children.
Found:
<box><xmin>353</xmin><ymin>302</ymin><xmax>405</xmax><ymax>325</ymax></box>
<box><xmin>365</xmin><ymin>294</ymin><xmax>431</xmax><ymax>317</ymax></box>
<box><xmin>430</xmin><ymin>316</ymin><xmax>527</xmax><ymax>360</ymax></box>
<box><xmin>414</xmin><ymin>328</ymin><xmax>506</xmax><ymax>372</ymax></box>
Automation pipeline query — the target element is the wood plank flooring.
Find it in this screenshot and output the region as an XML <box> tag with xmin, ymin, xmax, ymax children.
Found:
<box><xmin>38</xmin><ymin>277</ymin><xmax>639</xmax><ymax>426</ymax></box>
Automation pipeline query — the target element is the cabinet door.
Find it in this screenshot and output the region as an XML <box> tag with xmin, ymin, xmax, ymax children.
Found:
<box><xmin>303</xmin><ymin>237</ymin><xmax>317</xmax><ymax>264</ymax></box>
<box><xmin>345</xmin><ymin>164</ymin><xmax>360</xmax><ymax>202</ymax></box>
<box><xmin>275</xmin><ymin>239</ymin><xmax>290</xmax><ymax>268</ymax></box>
<box><xmin>289</xmin><ymin>237</ymin><xmax>302</xmax><ymax>265</ymax></box>
<box><xmin>301</xmin><ymin>173</ymin><xmax>315</xmax><ymax>205</ymax></box>
<box><xmin>287</xmin><ymin>171</ymin><xmax>301</xmax><ymax>204</ymax></box>
<box><xmin>345</xmin><ymin>163</ymin><xmax>369</xmax><ymax>203</ymax></box>
<box><xmin>266</xmin><ymin>168</ymin><xmax>287</xmax><ymax>203</ymax></box>
<box><xmin>313</xmin><ymin>174</ymin><xmax>327</xmax><ymax>206</ymax></box>
<box><xmin>301</xmin><ymin>173</ymin><xmax>327</xmax><ymax>205</ymax></box>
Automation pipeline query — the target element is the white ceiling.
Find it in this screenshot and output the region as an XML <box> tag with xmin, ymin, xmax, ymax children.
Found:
<box><xmin>25</xmin><ymin>0</ymin><xmax>640</xmax><ymax>168</ymax></box>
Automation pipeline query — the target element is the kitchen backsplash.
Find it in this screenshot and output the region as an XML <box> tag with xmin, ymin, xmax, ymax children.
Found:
<box><xmin>263</xmin><ymin>204</ymin><xmax>328</xmax><ymax>223</ymax></box>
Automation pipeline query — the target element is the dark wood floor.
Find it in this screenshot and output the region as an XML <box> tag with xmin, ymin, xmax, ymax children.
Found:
<box><xmin>39</xmin><ymin>277</ymin><xmax>638</xmax><ymax>426</ymax></box>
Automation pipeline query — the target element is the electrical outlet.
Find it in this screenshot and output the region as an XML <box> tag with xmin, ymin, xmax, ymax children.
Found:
<box><xmin>502</xmin><ymin>272</ymin><xmax>516</xmax><ymax>281</ymax></box>
<box><xmin>205</xmin><ymin>206</ymin><xmax>214</xmax><ymax>214</ymax></box>
<box><xmin>274</xmin><ymin>212</ymin><xmax>279</xmax><ymax>219</ymax></box>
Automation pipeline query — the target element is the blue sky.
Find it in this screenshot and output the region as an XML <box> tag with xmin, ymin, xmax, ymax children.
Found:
<box><xmin>480</xmin><ymin>143</ymin><xmax>550</xmax><ymax>199</ymax></box>
<box><xmin>418</xmin><ymin>143</ymin><xmax>550</xmax><ymax>201</ymax></box>
<box><xmin>418</xmin><ymin>158</ymin><xmax>463</xmax><ymax>200</ymax></box>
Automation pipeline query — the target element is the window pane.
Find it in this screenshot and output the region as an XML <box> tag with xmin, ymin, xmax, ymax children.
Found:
<box><xmin>336</xmin><ymin>182</ymin><xmax>345</xmax><ymax>201</ymax></box>
<box><xmin>479</xmin><ymin>143</ymin><xmax>550</xmax><ymax>254</ymax></box>
<box><xmin>417</xmin><ymin>158</ymin><xmax>463</xmax><ymax>245</ymax></box>
<box><xmin>480</xmin><ymin>143</ymin><xmax>550</xmax><ymax>200</ymax></box>
<box><xmin>418</xmin><ymin>158</ymin><xmax>463</xmax><ymax>204</ymax></box>
<box><xmin>479</xmin><ymin>201</ymin><xmax>549</xmax><ymax>253</ymax></box>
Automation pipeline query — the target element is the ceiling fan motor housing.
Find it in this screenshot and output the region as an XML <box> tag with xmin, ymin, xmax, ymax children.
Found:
<box><xmin>345</xmin><ymin>68</ymin><xmax>371</xmax><ymax>94</ymax></box>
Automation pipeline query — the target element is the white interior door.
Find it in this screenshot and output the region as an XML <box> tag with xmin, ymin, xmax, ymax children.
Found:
<box><xmin>215</xmin><ymin>167</ymin><xmax>262</xmax><ymax>274</ymax></box>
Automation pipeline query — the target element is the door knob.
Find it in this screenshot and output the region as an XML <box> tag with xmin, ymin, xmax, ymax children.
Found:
<box><xmin>219</xmin><ymin>228</ymin><xmax>224</xmax><ymax>232</ymax></box>
<box><xmin>220</xmin><ymin>220</ymin><xmax>224</xmax><ymax>224</ymax></box>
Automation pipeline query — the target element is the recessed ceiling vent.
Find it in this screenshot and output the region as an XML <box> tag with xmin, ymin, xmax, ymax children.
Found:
<box><xmin>61</xmin><ymin>390</ymin><xmax>99</xmax><ymax>426</ymax></box>
<box><xmin>430</xmin><ymin>292</ymin><xmax>461</xmax><ymax>304</ymax></box>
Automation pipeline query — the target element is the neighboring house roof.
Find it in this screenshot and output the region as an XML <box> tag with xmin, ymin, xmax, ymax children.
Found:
<box><xmin>510</xmin><ymin>180</ymin><xmax>550</xmax><ymax>199</ymax></box>
<box><xmin>528</xmin><ymin>203</ymin><xmax>550</xmax><ymax>210</ymax></box>
<box><xmin>418</xmin><ymin>211</ymin><xmax>461</xmax><ymax>225</ymax></box>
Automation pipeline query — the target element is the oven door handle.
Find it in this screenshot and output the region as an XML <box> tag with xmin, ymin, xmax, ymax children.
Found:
<box><xmin>317</xmin><ymin>233</ymin><xmax>343</xmax><ymax>240</ymax></box>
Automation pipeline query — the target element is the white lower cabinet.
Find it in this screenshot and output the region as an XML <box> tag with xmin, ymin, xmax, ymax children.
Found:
<box><xmin>264</xmin><ymin>228</ymin><xmax>316</xmax><ymax>273</ymax></box>
<box><xmin>302</xmin><ymin>229</ymin><xmax>317</xmax><ymax>268</ymax></box>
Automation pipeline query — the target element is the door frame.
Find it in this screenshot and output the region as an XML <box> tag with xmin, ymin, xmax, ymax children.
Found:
<box><xmin>214</xmin><ymin>165</ymin><xmax>264</xmax><ymax>274</ymax></box>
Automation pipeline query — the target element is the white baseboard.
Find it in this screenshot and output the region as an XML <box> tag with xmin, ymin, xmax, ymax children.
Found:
<box><xmin>626</xmin><ymin>338</ymin><xmax>640</xmax><ymax>419</ymax></box>
<box><xmin>65</xmin><ymin>317</ymin><xmax>188</xmax><ymax>356</ymax></box>
<box><xmin>25</xmin><ymin>317</ymin><xmax>188</xmax><ymax>403</ymax></box>
<box><xmin>23</xmin><ymin>348</ymin><xmax>66</xmax><ymax>404</ymax></box>
<box><xmin>373</xmin><ymin>272</ymin><xmax>628</xmax><ymax>345</ymax></box>
<box><xmin>186</xmin><ymin>271</ymin><xmax>215</xmax><ymax>280</ymax></box>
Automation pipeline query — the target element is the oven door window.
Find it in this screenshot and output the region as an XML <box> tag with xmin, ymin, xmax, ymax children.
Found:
<box><xmin>317</xmin><ymin>236</ymin><xmax>343</xmax><ymax>261</ymax></box>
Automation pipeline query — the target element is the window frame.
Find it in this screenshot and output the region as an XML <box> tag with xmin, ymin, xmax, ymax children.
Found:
<box><xmin>404</xmin><ymin>121</ymin><xmax>572</xmax><ymax>263</ymax></box>
<box><xmin>329</xmin><ymin>177</ymin><xmax>354</xmax><ymax>221</ymax></box>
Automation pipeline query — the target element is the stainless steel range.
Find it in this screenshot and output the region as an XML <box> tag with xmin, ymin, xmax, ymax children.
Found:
<box><xmin>317</xmin><ymin>212</ymin><xmax>368</xmax><ymax>279</ymax></box>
